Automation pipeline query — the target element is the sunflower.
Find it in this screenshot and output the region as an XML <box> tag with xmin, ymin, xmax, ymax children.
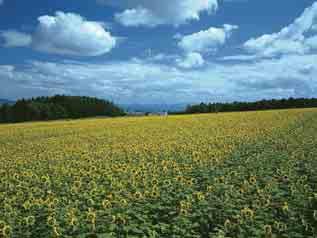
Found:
<box><xmin>282</xmin><ymin>202</ymin><xmax>289</xmax><ymax>212</ymax></box>
<box><xmin>47</xmin><ymin>216</ymin><xmax>56</xmax><ymax>227</ymax></box>
<box><xmin>249</xmin><ymin>176</ymin><xmax>257</xmax><ymax>185</ymax></box>
<box><xmin>2</xmin><ymin>225</ymin><xmax>12</xmax><ymax>237</ymax></box>
<box><xmin>134</xmin><ymin>191</ymin><xmax>143</xmax><ymax>200</ymax></box>
<box><xmin>241</xmin><ymin>207</ymin><xmax>254</xmax><ymax>219</ymax></box>
<box><xmin>264</xmin><ymin>225</ymin><xmax>272</xmax><ymax>236</ymax></box>
<box><xmin>25</xmin><ymin>216</ymin><xmax>36</xmax><ymax>226</ymax></box>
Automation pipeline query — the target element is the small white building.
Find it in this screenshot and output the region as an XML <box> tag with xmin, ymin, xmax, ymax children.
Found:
<box><xmin>149</xmin><ymin>111</ymin><xmax>168</xmax><ymax>117</ymax></box>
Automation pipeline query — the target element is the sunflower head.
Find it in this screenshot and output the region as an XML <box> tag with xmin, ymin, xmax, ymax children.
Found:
<box><xmin>134</xmin><ymin>192</ymin><xmax>143</xmax><ymax>200</ymax></box>
<box><xmin>282</xmin><ymin>202</ymin><xmax>289</xmax><ymax>212</ymax></box>
<box><xmin>249</xmin><ymin>176</ymin><xmax>257</xmax><ymax>185</ymax></box>
<box><xmin>264</xmin><ymin>225</ymin><xmax>272</xmax><ymax>235</ymax></box>
<box><xmin>25</xmin><ymin>216</ymin><xmax>36</xmax><ymax>226</ymax></box>
<box><xmin>47</xmin><ymin>216</ymin><xmax>56</xmax><ymax>227</ymax></box>
<box><xmin>241</xmin><ymin>207</ymin><xmax>254</xmax><ymax>219</ymax></box>
<box><xmin>2</xmin><ymin>225</ymin><xmax>12</xmax><ymax>237</ymax></box>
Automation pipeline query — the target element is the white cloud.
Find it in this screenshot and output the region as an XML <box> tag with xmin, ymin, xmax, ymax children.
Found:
<box><xmin>143</xmin><ymin>53</ymin><xmax>179</xmax><ymax>63</ymax></box>
<box><xmin>114</xmin><ymin>7</ymin><xmax>162</xmax><ymax>28</ymax></box>
<box><xmin>306</xmin><ymin>35</ymin><xmax>317</xmax><ymax>49</ymax></box>
<box><xmin>0</xmin><ymin>12</ymin><xmax>116</xmax><ymax>57</ymax></box>
<box><xmin>177</xmin><ymin>52</ymin><xmax>205</xmax><ymax>69</ymax></box>
<box><xmin>32</xmin><ymin>12</ymin><xmax>116</xmax><ymax>56</ymax></box>
<box><xmin>0</xmin><ymin>30</ymin><xmax>32</xmax><ymax>47</ymax></box>
<box><xmin>220</xmin><ymin>54</ymin><xmax>258</xmax><ymax>61</ymax></box>
<box><xmin>244</xmin><ymin>2</ymin><xmax>317</xmax><ymax>57</ymax></box>
<box><xmin>0</xmin><ymin>65</ymin><xmax>14</xmax><ymax>79</ymax></box>
<box><xmin>99</xmin><ymin>0</ymin><xmax>218</xmax><ymax>27</ymax></box>
<box><xmin>0</xmin><ymin>65</ymin><xmax>14</xmax><ymax>72</ymax></box>
<box><xmin>224</xmin><ymin>54</ymin><xmax>317</xmax><ymax>96</ymax></box>
<box><xmin>175</xmin><ymin>24</ymin><xmax>237</xmax><ymax>69</ymax></box>
<box><xmin>2</xmin><ymin>53</ymin><xmax>317</xmax><ymax>103</ymax></box>
<box><xmin>0</xmin><ymin>60</ymin><xmax>195</xmax><ymax>103</ymax></box>
<box><xmin>178</xmin><ymin>24</ymin><xmax>238</xmax><ymax>53</ymax></box>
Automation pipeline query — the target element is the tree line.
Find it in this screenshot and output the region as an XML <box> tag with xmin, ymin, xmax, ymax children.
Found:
<box><xmin>0</xmin><ymin>95</ymin><xmax>125</xmax><ymax>123</ymax></box>
<box><xmin>181</xmin><ymin>98</ymin><xmax>317</xmax><ymax>114</ymax></box>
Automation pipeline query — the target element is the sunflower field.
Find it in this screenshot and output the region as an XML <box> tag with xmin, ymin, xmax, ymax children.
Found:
<box><xmin>0</xmin><ymin>108</ymin><xmax>317</xmax><ymax>237</ymax></box>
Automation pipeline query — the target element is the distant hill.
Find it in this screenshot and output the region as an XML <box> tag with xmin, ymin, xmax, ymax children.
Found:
<box><xmin>0</xmin><ymin>95</ymin><xmax>125</xmax><ymax>123</ymax></box>
<box><xmin>121</xmin><ymin>103</ymin><xmax>186</xmax><ymax>113</ymax></box>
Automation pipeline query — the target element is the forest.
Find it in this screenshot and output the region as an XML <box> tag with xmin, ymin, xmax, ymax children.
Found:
<box><xmin>182</xmin><ymin>98</ymin><xmax>317</xmax><ymax>114</ymax></box>
<box><xmin>0</xmin><ymin>95</ymin><xmax>125</xmax><ymax>123</ymax></box>
<box><xmin>2</xmin><ymin>96</ymin><xmax>317</xmax><ymax>124</ymax></box>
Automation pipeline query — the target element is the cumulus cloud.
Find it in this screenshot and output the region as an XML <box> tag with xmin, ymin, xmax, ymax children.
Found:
<box><xmin>175</xmin><ymin>24</ymin><xmax>238</xmax><ymax>68</ymax></box>
<box><xmin>0</xmin><ymin>12</ymin><xmax>116</xmax><ymax>56</ymax></box>
<box><xmin>32</xmin><ymin>12</ymin><xmax>116</xmax><ymax>56</ymax></box>
<box><xmin>0</xmin><ymin>30</ymin><xmax>32</xmax><ymax>47</ymax></box>
<box><xmin>244</xmin><ymin>2</ymin><xmax>317</xmax><ymax>57</ymax></box>
<box><xmin>99</xmin><ymin>0</ymin><xmax>218</xmax><ymax>27</ymax></box>
<box><xmin>114</xmin><ymin>7</ymin><xmax>162</xmax><ymax>27</ymax></box>
<box><xmin>178</xmin><ymin>24</ymin><xmax>238</xmax><ymax>53</ymax></box>
<box><xmin>176</xmin><ymin>52</ymin><xmax>205</xmax><ymax>69</ymax></box>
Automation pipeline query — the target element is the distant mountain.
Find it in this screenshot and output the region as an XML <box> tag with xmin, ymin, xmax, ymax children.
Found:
<box><xmin>121</xmin><ymin>103</ymin><xmax>187</xmax><ymax>113</ymax></box>
<box><xmin>0</xmin><ymin>99</ymin><xmax>14</xmax><ymax>105</ymax></box>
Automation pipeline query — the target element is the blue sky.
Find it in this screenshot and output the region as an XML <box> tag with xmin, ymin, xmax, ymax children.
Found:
<box><xmin>0</xmin><ymin>0</ymin><xmax>317</xmax><ymax>104</ymax></box>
